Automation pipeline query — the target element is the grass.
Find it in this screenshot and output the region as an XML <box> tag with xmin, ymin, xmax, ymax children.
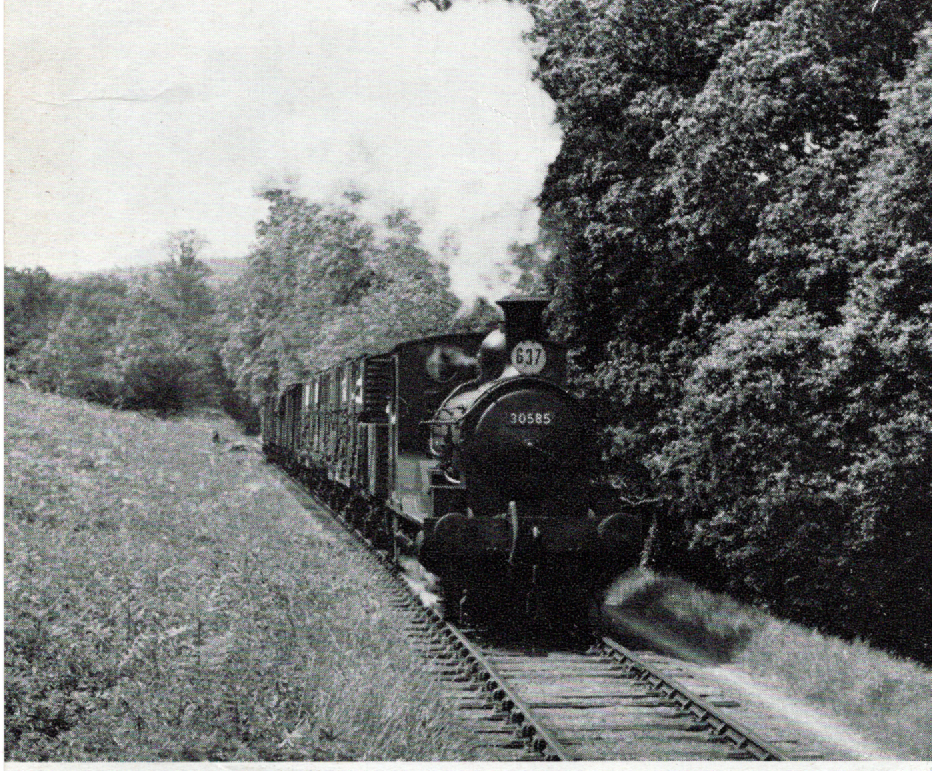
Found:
<box><xmin>605</xmin><ymin>568</ymin><xmax>932</xmax><ymax>760</ymax></box>
<box><xmin>4</xmin><ymin>384</ymin><xmax>484</xmax><ymax>761</ymax></box>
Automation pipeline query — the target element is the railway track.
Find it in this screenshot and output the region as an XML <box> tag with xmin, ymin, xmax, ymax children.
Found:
<box><xmin>287</xmin><ymin>472</ymin><xmax>831</xmax><ymax>761</ymax></box>
<box><xmin>410</xmin><ymin>624</ymin><xmax>813</xmax><ymax>760</ymax></box>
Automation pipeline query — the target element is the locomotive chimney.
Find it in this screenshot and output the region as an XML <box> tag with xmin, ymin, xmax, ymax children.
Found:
<box><xmin>496</xmin><ymin>295</ymin><xmax>550</xmax><ymax>348</ymax></box>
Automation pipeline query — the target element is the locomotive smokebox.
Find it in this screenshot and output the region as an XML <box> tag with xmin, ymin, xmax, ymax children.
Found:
<box><xmin>497</xmin><ymin>295</ymin><xmax>550</xmax><ymax>349</ymax></box>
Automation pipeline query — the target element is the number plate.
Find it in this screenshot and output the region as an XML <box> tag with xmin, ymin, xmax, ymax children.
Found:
<box><xmin>510</xmin><ymin>340</ymin><xmax>547</xmax><ymax>374</ymax></box>
<box><xmin>508</xmin><ymin>411</ymin><xmax>554</xmax><ymax>426</ymax></box>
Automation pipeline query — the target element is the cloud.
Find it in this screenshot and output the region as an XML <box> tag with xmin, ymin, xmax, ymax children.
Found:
<box><xmin>5</xmin><ymin>0</ymin><xmax>561</xmax><ymax>303</ymax></box>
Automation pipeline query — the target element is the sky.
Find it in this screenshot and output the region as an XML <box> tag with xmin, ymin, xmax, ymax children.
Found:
<box><xmin>4</xmin><ymin>0</ymin><xmax>562</xmax><ymax>304</ymax></box>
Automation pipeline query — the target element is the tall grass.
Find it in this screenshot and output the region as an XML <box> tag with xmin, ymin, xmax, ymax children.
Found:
<box><xmin>4</xmin><ymin>386</ymin><xmax>482</xmax><ymax>760</ymax></box>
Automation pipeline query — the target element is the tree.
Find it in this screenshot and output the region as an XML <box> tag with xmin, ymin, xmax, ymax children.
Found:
<box><xmin>528</xmin><ymin>1</ymin><xmax>932</xmax><ymax>659</ymax></box>
<box><xmin>657</xmin><ymin>0</ymin><xmax>930</xmax><ymax>325</ymax></box>
<box><xmin>845</xmin><ymin>24</ymin><xmax>932</xmax><ymax>260</ymax></box>
<box><xmin>824</xmin><ymin>27</ymin><xmax>932</xmax><ymax>658</ymax></box>
<box><xmin>655</xmin><ymin>305</ymin><xmax>842</xmax><ymax>598</ymax></box>
<box><xmin>527</xmin><ymin>0</ymin><xmax>789</xmax><ymax>518</ymax></box>
<box><xmin>156</xmin><ymin>230</ymin><xmax>214</xmax><ymax>322</ymax></box>
<box><xmin>117</xmin><ymin>231</ymin><xmax>226</xmax><ymax>412</ymax></box>
<box><xmin>4</xmin><ymin>267</ymin><xmax>62</xmax><ymax>367</ymax></box>
<box><xmin>222</xmin><ymin>189</ymin><xmax>466</xmax><ymax>404</ymax></box>
<box><xmin>30</xmin><ymin>275</ymin><xmax>132</xmax><ymax>402</ymax></box>
<box><xmin>530</xmin><ymin>0</ymin><xmax>783</xmax><ymax>361</ymax></box>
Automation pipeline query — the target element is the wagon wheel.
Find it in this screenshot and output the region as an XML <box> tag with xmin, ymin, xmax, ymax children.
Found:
<box><xmin>366</xmin><ymin>505</ymin><xmax>389</xmax><ymax>550</ymax></box>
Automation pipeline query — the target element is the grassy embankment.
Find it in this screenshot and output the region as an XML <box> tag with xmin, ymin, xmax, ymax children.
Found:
<box><xmin>4</xmin><ymin>385</ymin><xmax>484</xmax><ymax>761</ymax></box>
<box><xmin>607</xmin><ymin>568</ymin><xmax>932</xmax><ymax>760</ymax></box>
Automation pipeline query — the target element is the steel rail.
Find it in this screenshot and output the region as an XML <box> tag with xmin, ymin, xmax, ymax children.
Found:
<box><xmin>422</xmin><ymin>604</ymin><xmax>575</xmax><ymax>760</ymax></box>
<box><xmin>600</xmin><ymin>636</ymin><xmax>790</xmax><ymax>761</ymax></box>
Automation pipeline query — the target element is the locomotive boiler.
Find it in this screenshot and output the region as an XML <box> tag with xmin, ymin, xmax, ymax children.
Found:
<box><xmin>262</xmin><ymin>296</ymin><xmax>641</xmax><ymax>614</ymax></box>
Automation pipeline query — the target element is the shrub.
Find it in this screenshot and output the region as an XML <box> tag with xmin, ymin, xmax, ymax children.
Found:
<box><xmin>122</xmin><ymin>355</ymin><xmax>189</xmax><ymax>415</ymax></box>
<box><xmin>654</xmin><ymin>297</ymin><xmax>932</xmax><ymax>662</ymax></box>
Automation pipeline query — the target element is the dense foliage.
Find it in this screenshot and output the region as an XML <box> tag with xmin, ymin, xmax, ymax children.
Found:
<box><xmin>528</xmin><ymin>0</ymin><xmax>932</xmax><ymax>660</ymax></box>
<box><xmin>6</xmin><ymin>233</ymin><xmax>229</xmax><ymax>416</ymax></box>
<box><xmin>219</xmin><ymin>190</ymin><xmax>474</xmax><ymax>401</ymax></box>
<box><xmin>5</xmin><ymin>267</ymin><xmax>62</xmax><ymax>362</ymax></box>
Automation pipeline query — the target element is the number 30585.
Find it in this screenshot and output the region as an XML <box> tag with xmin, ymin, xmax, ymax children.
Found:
<box><xmin>509</xmin><ymin>411</ymin><xmax>553</xmax><ymax>426</ymax></box>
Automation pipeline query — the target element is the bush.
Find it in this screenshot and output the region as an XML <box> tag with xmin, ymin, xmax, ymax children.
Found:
<box><xmin>654</xmin><ymin>299</ymin><xmax>932</xmax><ymax>662</ymax></box>
<box><xmin>122</xmin><ymin>356</ymin><xmax>189</xmax><ymax>415</ymax></box>
<box><xmin>220</xmin><ymin>389</ymin><xmax>261</xmax><ymax>436</ymax></box>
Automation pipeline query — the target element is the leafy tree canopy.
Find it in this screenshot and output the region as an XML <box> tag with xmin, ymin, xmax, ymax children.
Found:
<box><xmin>529</xmin><ymin>0</ymin><xmax>932</xmax><ymax>659</ymax></box>
<box><xmin>221</xmin><ymin>188</ymin><xmax>467</xmax><ymax>400</ymax></box>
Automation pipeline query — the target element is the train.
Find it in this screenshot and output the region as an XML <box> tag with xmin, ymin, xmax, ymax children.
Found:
<box><xmin>261</xmin><ymin>296</ymin><xmax>642</xmax><ymax>615</ymax></box>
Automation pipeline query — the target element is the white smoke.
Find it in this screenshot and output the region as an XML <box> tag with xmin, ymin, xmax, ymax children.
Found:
<box><xmin>6</xmin><ymin>0</ymin><xmax>562</xmax><ymax>305</ymax></box>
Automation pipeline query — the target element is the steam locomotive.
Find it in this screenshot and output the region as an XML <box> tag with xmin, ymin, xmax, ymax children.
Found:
<box><xmin>262</xmin><ymin>296</ymin><xmax>641</xmax><ymax>614</ymax></box>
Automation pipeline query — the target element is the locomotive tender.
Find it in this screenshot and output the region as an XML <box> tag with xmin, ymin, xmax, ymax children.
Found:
<box><xmin>262</xmin><ymin>296</ymin><xmax>640</xmax><ymax>610</ymax></box>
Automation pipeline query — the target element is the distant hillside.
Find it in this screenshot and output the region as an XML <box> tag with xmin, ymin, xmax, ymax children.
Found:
<box><xmin>96</xmin><ymin>255</ymin><xmax>248</xmax><ymax>288</ymax></box>
<box><xmin>201</xmin><ymin>256</ymin><xmax>250</xmax><ymax>286</ymax></box>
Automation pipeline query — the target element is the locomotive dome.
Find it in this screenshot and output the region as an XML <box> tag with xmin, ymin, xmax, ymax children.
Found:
<box><xmin>478</xmin><ymin>328</ymin><xmax>508</xmax><ymax>381</ymax></box>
